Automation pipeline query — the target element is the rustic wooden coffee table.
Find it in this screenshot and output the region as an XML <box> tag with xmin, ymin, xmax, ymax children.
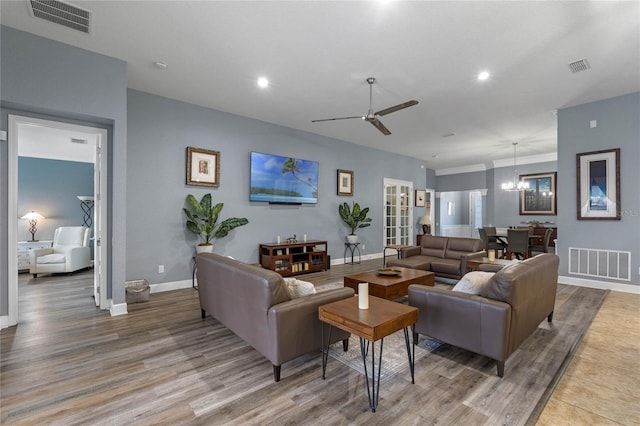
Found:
<box><xmin>319</xmin><ymin>296</ymin><xmax>418</xmax><ymax>412</ymax></box>
<box><xmin>343</xmin><ymin>267</ymin><xmax>434</xmax><ymax>300</ymax></box>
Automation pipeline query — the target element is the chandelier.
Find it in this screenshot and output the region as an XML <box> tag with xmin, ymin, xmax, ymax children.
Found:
<box><xmin>501</xmin><ymin>142</ymin><xmax>530</xmax><ymax>192</ymax></box>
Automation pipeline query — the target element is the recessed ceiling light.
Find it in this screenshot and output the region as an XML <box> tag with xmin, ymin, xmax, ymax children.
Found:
<box><xmin>153</xmin><ymin>61</ymin><xmax>168</xmax><ymax>70</ymax></box>
<box><xmin>477</xmin><ymin>71</ymin><xmax>490</xmax><ymax>81</ymax></box>
<box><xmin>257</xmin><ymin>77</ymin><xmax>269</xmax><ymax>88</ymax></box>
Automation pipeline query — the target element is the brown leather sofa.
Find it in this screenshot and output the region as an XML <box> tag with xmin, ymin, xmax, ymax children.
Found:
<box><xmin>196</xmin><ymin>253</ymin><xmax>354</xmax><ymax>382</ymax></box>
<box><xmin>408</xmin><ymin>253</ymin><xmax>559</xmax><ymax>376</ymax></box>
<box><xmin>387</xmin><ymin>235</ymin><xmax>484</xmax><ymax>279</ymax></box>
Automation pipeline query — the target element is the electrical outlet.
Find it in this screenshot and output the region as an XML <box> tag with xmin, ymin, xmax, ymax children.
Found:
<box><xmin>158</xmin><ymin>265</ymin><xmax>164</xmax><ymax>273</ymax></box>
<box><xmin>361</xmin><ymin>244</ymin><xmax>365</xmax><ymax>251</ymax></box>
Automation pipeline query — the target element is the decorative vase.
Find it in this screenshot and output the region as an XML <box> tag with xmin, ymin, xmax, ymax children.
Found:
<box><xmin>196</xmin><ymin>244</ymin><xmax>213</xmax><ymax>254</ymax></box>
<box><xmin>346</xmin><ymin>235</ymin><xmax>358</xmax><ymax>244</ymax></box>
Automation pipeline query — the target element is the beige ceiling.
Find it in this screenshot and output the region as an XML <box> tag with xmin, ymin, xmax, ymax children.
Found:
<box><xmin>2</xmin><ymin>1</ymin><xmax>639</xmax><ymax>172</ymax></box>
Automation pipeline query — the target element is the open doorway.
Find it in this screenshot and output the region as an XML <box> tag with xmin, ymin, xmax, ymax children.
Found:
<box><xmin>7</xmin><ymin>115</ymin><xmax>109</xmax><ymax>327</ymax></box>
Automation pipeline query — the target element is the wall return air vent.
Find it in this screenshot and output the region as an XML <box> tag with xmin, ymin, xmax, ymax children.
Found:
<box><xmin>568</xmin><ymin>59</ymin><xmax>591</xmax><ymax>74</ymax></box>
<box><xmin>28</xmin><ymin>0</ymin><xmax>92</xmax><ymax>34</ymax></box>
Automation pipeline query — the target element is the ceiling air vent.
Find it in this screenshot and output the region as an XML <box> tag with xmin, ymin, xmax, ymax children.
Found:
<box><xmin>568</xmin><ymin>59</ymin><xmax>591</xmax><ymax>74</ymax></box>
<box><xmin>28</xmin><ymin>0</ymin><xmax>91</xmax><ymax>34</ymax></box>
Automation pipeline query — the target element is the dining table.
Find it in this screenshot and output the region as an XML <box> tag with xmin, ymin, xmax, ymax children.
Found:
<box><xmin>488</xmin><ymin>232</ymin><xmax>543</xmax><ymax>258</ymax></box>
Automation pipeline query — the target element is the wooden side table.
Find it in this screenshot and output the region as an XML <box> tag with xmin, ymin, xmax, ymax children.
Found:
<box><xmin>319</xmin><ymin>296</ymin><xmax>418</xmax><ymax>412</ymax></box>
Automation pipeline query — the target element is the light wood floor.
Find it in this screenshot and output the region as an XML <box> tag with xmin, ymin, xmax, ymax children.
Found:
<box><xmin>1</xmin><ymin>259</ymin><xmax>638</xmax><ymax>425</ymax></box>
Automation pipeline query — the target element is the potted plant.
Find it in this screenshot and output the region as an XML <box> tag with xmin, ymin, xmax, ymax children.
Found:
<box><xmin>183</xmin><ymin>193</ymin><xmax>249</xmax><ymax>253</ymax></box>
<box><xmin>338</xmin><ymin>201</ymin><xmax>372</xmax><ymax>244</ymax></box>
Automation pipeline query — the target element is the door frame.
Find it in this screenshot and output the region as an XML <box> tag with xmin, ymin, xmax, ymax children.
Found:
<box><xmin>468</xmin><ymin>189</ymin><xmax>486</xmax><ymax>238</ymax></box>
<box><xmin>7</xmin><ymin>115</ymin><xmax>109</xmax><ymax>327</ymax></box>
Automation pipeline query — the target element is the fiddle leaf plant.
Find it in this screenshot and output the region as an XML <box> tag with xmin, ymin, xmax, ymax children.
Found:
<box><xmin>338</xmin><ymin>201</ymin><xmax>372</xmax><ymax>235</ymax></box>
<box><xmin>183</xmin><ymin>193</ymin><xmax>249</xmax><ymax>246</ymax></box>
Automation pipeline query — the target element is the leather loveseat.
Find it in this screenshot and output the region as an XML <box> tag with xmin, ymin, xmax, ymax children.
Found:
<box><xmin>408</xmin><ymin>253</ymin><xmax>559</xmax><ymax>376</ymax></box>
<box><xmin>196</xmin><ymin>253</ymin><xmax>354</xmax><ymax>382</ymax></box>
<box><xmin>387</xmin><ymin>235</ymin><xmax>484</xmax><ymax>279</ymax></box>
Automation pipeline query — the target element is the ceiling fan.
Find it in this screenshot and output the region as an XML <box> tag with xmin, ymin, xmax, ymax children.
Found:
<box><xmin>312</xmin><ymin>77</ymin><xmax>418</xmax><ymax>135</ymax></box>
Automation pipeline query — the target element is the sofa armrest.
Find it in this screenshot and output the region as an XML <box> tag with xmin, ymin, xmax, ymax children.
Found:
<box><xmin>64</xmin><ymin>246</ymin><xmax>91</xmax><ymax>271</ymax></box>
<box><xmin>267</xmin><ymin>288</ymin><xmax>355</xmax><ymax>365</ymax></box>
<box><xmin>408</xmin><ymin>285</ymin><xmax>511</xmax><ymax>362</ymax></box>
<box><xmin>400</xmin><ymin>246</ymin><xmax>421</xmax><ymax>259</ymax></box>
<box><xmin>30</xmin><ymin>247</ymin><xmax>53</xmax><ymax>263</ymax></box>
<box><xmin>460</xmin><ymin>250</ymin><xmax>486</xmax><ymax>275</ymax></box>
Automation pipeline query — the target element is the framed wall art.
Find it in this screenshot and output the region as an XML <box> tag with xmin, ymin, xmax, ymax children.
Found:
<box><xmin>519</xmin><ymin>172</ymin><xmax>557</xmax><ymax>215</ymax></box>
<box><xmin>415</xmin><ymin>189</ymin><xmax>426</xmax><ymax>207</ymax></box>
<box><xmin>576</xmin><ymin>148</ymin><xmax>620</xmax><ymax>220</ymax></box>
<box><xmin>337</xmin><ymin>169</ymin><xmax>353</xmax><ymax>196</ymax></box>
<box><xmin>187</xmin><ymin>146</ymin><xmax>220</xmax><ymax>187</ymax></box>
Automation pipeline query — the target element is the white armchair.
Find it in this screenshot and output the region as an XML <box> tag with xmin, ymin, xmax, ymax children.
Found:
<box><xmin>30</xmin><ymin>226</ymin><xmax>91</xmax><ymax>278</ymax></box>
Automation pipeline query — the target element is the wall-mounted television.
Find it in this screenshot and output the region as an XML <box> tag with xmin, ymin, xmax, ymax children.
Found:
<box><xmin>250</xmin><ymin>152</ymin><xmax>319</xmax><ymax>204</ymax></box>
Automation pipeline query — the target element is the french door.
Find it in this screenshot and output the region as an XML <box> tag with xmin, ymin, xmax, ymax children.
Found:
<box><xmin>383</xmin><ymin>178</ymin><xmax>413</xmax><ymax>247</ymax></box>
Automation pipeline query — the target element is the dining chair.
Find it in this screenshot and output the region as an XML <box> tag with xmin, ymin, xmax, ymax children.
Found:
<box><xmin>530</xmin><ymin>228</ymin><xmax>554</xmax><ymax>255</ymax></box>
<box><xmin>479</xmin><ymin>227</ymin><xmax>504</xmax><ymax>258</ymax></box>
<box><xmin>506</xmin><ymin>228</ymin><xmax>530</xmax><ymax>260</ymax></box>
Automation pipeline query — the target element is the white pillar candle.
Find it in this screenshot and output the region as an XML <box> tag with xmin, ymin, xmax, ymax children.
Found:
<box><xmin>488</xmin><ymin>251</ymin><xmax>496</xmax><ymax>262</ymax></box>
<box><xmin>358</xmin><ymin>283</ymin><xmax>369</xmax><ymax>309</ymax></box>
<box><xmin>276</xmin><ymin>235</ymin><xmax>281</xmax><ymax>244</ymax></box>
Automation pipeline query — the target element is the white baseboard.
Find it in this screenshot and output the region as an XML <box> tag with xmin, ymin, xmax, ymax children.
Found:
<box><xmin>331</xmin><ymin>252</ymin><xmax>383</xmax><ymax>266</ymax></box>
<box><xmin>559</xmin><ymin>275</ymin><xmax>640</xmax><ymax>294</ymax></box>
<box><xmin>149</xmin><ymin>279</ymin><xmax>193</xmax><ymax>293</ymax></box>
<box><xmin>110</xmin><ymin>301</ymin><xmax>128</xmax><ymax>316</ymax></box>
<box><xmin>0</xmin><ymin>315</ymin><xmax>10</xmax><ymax>329</ymax></box>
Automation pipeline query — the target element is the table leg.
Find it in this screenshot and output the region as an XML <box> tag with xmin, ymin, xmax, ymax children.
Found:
<box><xmin>404</xmin><ymin>327</ymin><xmax>415</xmax><ymax>384</ymax></box>
<box><xmin>360</xmin><ymin>337</ymin><xmax>384</xmax><ymax>413</ymax></box>
<box><xmin>321</xmin><ymin>323</ymin><xmax>333</xmax><ymax>380</ymax></box>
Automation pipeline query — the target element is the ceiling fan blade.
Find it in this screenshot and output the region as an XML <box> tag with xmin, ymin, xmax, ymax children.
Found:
<box><xmin>368</xmin><ymin>118</ymin><xmax>391</xmax><ymax>135</ymax></box>
<box><xmin>311</xmin><ymin>115</ymin><xmax>363</xmax><ymax>123</ymax></box>
<box><xmin>375</xmin><ymin>100</ymin><xmax>419</xmax><ymax>117</ymax></box>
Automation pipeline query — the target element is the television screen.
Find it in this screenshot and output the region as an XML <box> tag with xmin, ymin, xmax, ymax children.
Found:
<box><xmin>250</xmin><ymin>152</ymin><xmax>319</xmax><ymax>204</ymax></box>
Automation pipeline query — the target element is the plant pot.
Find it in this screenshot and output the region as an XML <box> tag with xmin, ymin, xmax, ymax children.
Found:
<box><xmin>346</xmin><ymin>235</ymin><xmax>358</xmax><ymax>244</ymax></box>
<box><xmin>196</xmin><ymin>244</ymin><xmax>213</xmax><ymax>254</ymax></box>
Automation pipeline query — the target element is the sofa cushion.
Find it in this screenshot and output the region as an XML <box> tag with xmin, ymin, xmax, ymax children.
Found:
<box><xmin>445</xmin><ymin>238</ymin><xmax>483</xmax><ymax>259</ymax></box>
<box><xmin>429</xmin><ymin>258</ymin><xmax>461</xmax><ymax>275</ymax></box>
<box><xmin>452</xmin><ymin>271</ymin><xmax>495</xmax><ymax>295</ymax></box>
<box><xmin>37</xmin><ymin>253</ymin><xmax>66</xmax><ymax>264</ymax></box>
<box><xmin>419</xmin><ymin>236</ymin><xmax>448</xmax><ymax>258</ymax></box>
<box><xmin>480</xmin><ymin>260</ymin><xmax>526</xmax><ymax>302</ymax></box>
<box><xmin>283</xmin><ymin>278</ymin><xmax>317</xmax><ymax>298</ymax></box>
<box><xmin>386</xmin><ymin>256</ymin><xmax>433</xmax><ymax>270</ymax></box>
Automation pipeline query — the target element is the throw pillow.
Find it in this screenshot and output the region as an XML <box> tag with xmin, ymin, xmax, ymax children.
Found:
<box><xmin>283</xmin><ymin>277</ymin><xmax>317</xmax><ymax>299</ymax></box>
<box><xmin>452</xmin><ymin>271</ymin><xmax>495</xmax><ymax>295</ymax></box>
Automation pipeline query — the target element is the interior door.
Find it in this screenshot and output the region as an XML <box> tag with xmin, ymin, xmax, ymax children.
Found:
<box><xmin>383</xmin><ymin>178</ymin><xmax>413</xmax><ymax>246</ymax></box>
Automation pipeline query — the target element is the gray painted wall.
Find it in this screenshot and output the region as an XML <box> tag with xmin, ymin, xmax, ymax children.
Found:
<box><xmin>126</xmin><ymin>90</ymin><xmax>428</xmax><ymax>284</ymax></box>
<box><xmin>557</xmin><ymin>92</ymin><xmax>640</xmax><ymax>285</ymax></box>
<box><xmin>492</xmin><ymin>161</ymin><xmax>558</xmax><ymax>227</ymax></box>
<box><xmin>1</xmin><ymin>26</ymin><xmax>128</xmax><ymax>314</ymax></box>
<box><xmin>18</xmin><ymin>157</ymin><xmax>94</xmax><ymax>242</ymax></box>
<box><xmin>436</xmin><ymin>170</ymin><xmax>487</xmax><ymax>192</ymax></box>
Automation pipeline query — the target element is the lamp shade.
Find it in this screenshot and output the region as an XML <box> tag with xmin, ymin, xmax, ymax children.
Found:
<box><xmin>21</xmin><ymin>211</ymin><xmax>44</xmax><ymax>221</ymax></box>
<box><xmin>418</xmin><ymin>215</ymin><xmax>431</xmax><ymax>225</ymax></box>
